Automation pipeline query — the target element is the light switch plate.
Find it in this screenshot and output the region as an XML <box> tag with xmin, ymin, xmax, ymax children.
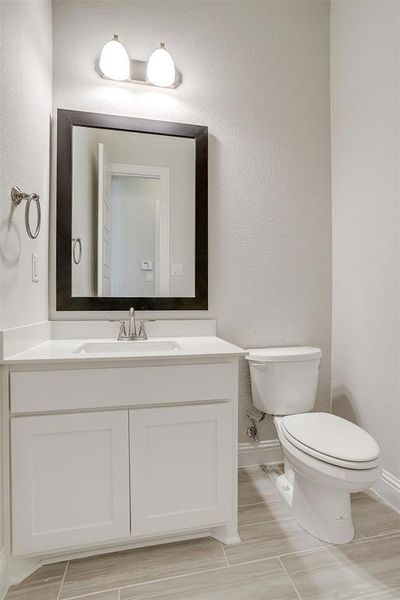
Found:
<box><xmin>32</xmin><ymin>254</ymin><xmax>39</xmax><ymax>283</ymax></box>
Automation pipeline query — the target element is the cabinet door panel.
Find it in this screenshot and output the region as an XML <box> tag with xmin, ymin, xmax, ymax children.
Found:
<box><xmin>11</xmin><ymin>411</ymin><xmax>130</xmax><ymax>556</ymax></box>
<box><xmin>130</xmin><ymin>403</ymin><xmax>232</xmax><ymax>536</ymax></box>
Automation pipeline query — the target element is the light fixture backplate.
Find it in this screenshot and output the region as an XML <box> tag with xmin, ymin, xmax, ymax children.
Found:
<box><xmin>95</xmin><ymin>59</ymin><xmax>182</xmax><ymax>89</ymax></box>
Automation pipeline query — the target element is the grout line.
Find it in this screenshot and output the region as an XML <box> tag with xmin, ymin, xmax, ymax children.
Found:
<box><xmin>62</xmin><ymin>585</ymin><xmax>120</xmax><ymax>600</ymax></box>
<box><xmin>56</xmin><ymin>560</ymin><xmax>69</xmax><ymax>600</ymax></box>
<box><xmin>238</xmin><ymin>515</ymin><xmax>292</xmax><ymax>528</ymax></box>
<box><xmin>238</xmin><ymin>515</ymin><xmax>293</xmax><ymax>529</ymax></box>
<box><xmin>221</xmin><ymin>544</ymin><xmax>230</xmax><ymax>567</ymax></box>
<box><xmin>352</xmin><ymin>587</ymin><xmax>400</xmax><ymax>600</ymax></box>
<box><xmin>278</xmin><ymin>556</ymin><xmax>302</xmax><ymax>600</ymax></box>
<box><xmin>238</xmin><ymin>499</ymin><xmax>281</xmax><ymax>508</ymax></box>
<box><xmin>358</xmin><ymin>529</ymin><xmax>367</xmax><ymax>538</ymax></box>
<box><xmin>117</xmin><ymin>564</ymin><xmax>231</xmax><ymax>593</ymax></box>
<box><xmin>224</xmin><ymin>544</ymin><xmax>329</xmax><ymax>570</ymax></box>
<box><xmin>348</xmin><ymin>528</ymin><xmax>400</xmax><ymax>545</ymax></box>
<box><xmin>62</xmin><ymin>564</ymin><xmax>232</xmax><ymax>600</ymax></box>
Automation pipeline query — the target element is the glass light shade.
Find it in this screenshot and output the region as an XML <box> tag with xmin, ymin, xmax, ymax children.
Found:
<box><xmin>146</xmin><ymin>43</ymin><xmax>176</xmax><ymax>87</ymax></box>
<box><xmin>99</xmin><ymin>34</ymin><xmax>130</xmax><ymax>81</ymax></box>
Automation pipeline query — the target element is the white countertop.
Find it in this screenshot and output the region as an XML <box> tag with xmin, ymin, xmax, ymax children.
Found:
<box><xmin>2</xmin><ymin>336</ymin><xmax>247</xmax><ymax>365</ymax></box>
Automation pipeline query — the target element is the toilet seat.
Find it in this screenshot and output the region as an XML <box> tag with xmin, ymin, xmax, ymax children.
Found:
<box><xmin>281</xmin><ymin>413</ymin><xmax>380</xmax><ymax>470</ymax></box>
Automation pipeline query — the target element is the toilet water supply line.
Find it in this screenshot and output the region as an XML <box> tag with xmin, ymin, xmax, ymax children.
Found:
<box><xmin>246</xmin><ymin>408</ymin><xmax>266</xmax><ymax>442</ymax></box>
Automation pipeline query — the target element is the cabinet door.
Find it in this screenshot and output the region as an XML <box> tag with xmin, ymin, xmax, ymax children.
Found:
<box><xmin>130</xmin><ymin>403</ymin><xmax>232</xmax><ymax>537</ymax></box>
<box><xmin>11</xmin><ymin>411</ymin><xmax>130</xmax><ymax>556</ymax></box>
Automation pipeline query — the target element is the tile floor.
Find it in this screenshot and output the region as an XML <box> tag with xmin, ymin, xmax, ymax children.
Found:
<box><xmin>5</xmin><ymin>465</ymin><xmax>400</xmax><ymax>600</ymax></box>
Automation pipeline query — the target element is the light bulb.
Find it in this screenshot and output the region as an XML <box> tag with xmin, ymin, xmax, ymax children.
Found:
<box><xmin>146</xmin><ymin>43</ymin><xmax>176</xmax><ymax>87</ymax></box>
<box><xmin>99</xmin><ymin>34</ymin><xmax>130</xmax><ymax>81</ymax></box>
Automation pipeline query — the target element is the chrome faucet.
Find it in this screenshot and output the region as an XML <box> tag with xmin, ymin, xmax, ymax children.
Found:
<box><xmin>116</xmin><ymin>307</ymin><xmax>136</xmax><ymax>340</ymax></box>
<box><xmin>115</xmin><ymin>307</ymin><xmax>153</xmax><ymax>341</ymax></box>
<box><xmin>128</xmin><ymin>307</ymin><xmax>136</xmax><ymax>339</ymax></box>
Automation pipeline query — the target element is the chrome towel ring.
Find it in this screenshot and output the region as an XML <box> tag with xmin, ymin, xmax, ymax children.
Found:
<box><xmin>72</xmin><ymin>237</ymin><xmax>82</xmax><ymax>265</ymax></box>
<box><xmin>11</xmin><ymin>186</ymin><xmax>41</xmax><ymax>239</ymax></box>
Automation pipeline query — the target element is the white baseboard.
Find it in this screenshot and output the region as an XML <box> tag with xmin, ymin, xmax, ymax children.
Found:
<box><xmin>0</xmin><ymin>547</ymin><xmax>9</xmax><ymax>600</ymax></box>
<box><xmin>372</xmin><ymin>469</ymin><xmax>400</xmax><ymax>513</ymax></box>
<box><xmin>238</xmin><ymin>439</ymin><xmax>282</xmax><ymax>467</ymax></box>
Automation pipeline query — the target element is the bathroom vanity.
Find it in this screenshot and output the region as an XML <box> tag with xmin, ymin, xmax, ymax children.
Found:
<box><xmin>2</xmin><ymin>327</ymin><xmax>244</xmax><ymax>571</ymax></box>
<box><xmin>0</xmin><ymin>109</ymin><xmax>247</xmax><ymax>581</ymax></box>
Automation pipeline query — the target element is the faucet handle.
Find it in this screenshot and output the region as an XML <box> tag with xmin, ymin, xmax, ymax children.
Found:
<box><xmin>117</xmin><ymin>320</ymin><xmax>128</xmax><ymax>340</ymax></box>
<box><xmin>137</xmin><ymin>321</ymin><xmax>148</xmax><ymax>340</ymax></box>
<box><xmin>137</xmin><ymin>320</ymin><xmax>155</xmax><ymax>340</ymax></box>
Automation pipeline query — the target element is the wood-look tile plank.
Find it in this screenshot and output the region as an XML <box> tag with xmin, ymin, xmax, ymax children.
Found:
<box><xmin>352</xmin><ymin>493</ymin><xmax>400</xmax><ymax>538</ymax></box>
<box><xmin>225</xmin><ymin>517</ymin><xmax>327</xmax><ymax>565</ymax></box>
<box><xmin>72</xmin><ymin>591</ymin><xmax>119</xmax><ymax>600</ymax></box>
<box><xmin>5</xmin><ymin>562</ymin><xmax>67</xmax><ymax>600</ymax></box>
<box><xmin>238</xmin><ymin>466</ymin><xmax>281</xmax><ymax>506</ymax></box>
<box><xmin>238</xmin><ymin>496</ymin><xmax>290</xmax><ymax>526</ymax></box>
<box><xmin>120</xmin><ymin>558</ymin><xmax>298</xmax><ymax>600</ymax></box>
<box><xmin>60</xmin><ymin>538</ymin><xmax>226</xmax><ymax>599</ymax></box>
<box><xmin>355</xmin><ymin>589</ymin><xmax>400</xmax><ymax>600</ymax></box>
<box><xmin>280</xmin><ymin>533</ymin><xmax>400</xmax><ymax>600</ymax></box>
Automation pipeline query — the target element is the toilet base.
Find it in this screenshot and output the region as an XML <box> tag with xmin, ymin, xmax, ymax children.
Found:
<box><xmin>276</xmin><ymin>471</ymin><xmax>354</xmax><ymax>544</ymax></box>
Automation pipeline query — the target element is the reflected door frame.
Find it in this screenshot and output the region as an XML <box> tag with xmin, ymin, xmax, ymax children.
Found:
<box><xmin>109</xmin><ymin>163</ymin><xmax>170</xmax><ymax>297</ymax></box>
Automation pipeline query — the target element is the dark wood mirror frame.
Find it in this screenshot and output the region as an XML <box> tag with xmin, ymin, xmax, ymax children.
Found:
<box><xmin>56</xmin><ymin>109</ymin><xmax>208</xmax><ymax>311</ymax></box>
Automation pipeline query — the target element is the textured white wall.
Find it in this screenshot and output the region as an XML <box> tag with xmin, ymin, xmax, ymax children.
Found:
<box><xmin>0</xmin><ymin>0</ymin><xmax>52</xmax><ymax>570</ymax></box>
<box><xmin>0</xmin><ymin>0</ymin><xmax>52</xmax><ymax>330</ymax></box>
<box><xmin>52</xmin><ymin>0</ymin><xmax>331</xmax><ymax>442</ymax></box>
<box><xmin>331</xmin><ymin>1</ymin><xmax>400</xmax><ymax>477</ymax></box>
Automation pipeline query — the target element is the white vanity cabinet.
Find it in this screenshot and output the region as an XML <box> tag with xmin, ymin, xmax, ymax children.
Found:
<box><xmin>129</xmin><ymin>403</ymin><xmax>232</xmax><ymax>536</ymax></box>
<box><xmin>11</xmin><ymin>411</ymin><xmax>130</xmax><ymax>555</ymax></box>
<box><xmin>7</xmin><ymin>357</ymin><xmax>239</xmax><ymax>558</ymax></box>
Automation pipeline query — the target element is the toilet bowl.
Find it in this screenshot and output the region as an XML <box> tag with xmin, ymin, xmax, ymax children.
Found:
<box><xmin>246</xmin><ymin>347</ymin><xmax>381</xmax><ymax>544</ymax></box>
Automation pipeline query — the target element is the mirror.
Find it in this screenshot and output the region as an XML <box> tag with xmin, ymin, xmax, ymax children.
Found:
<box><xmin>72</xmin><ymin>127</ymin><xmax>195</xmax><ymax>298</ymax></box>
<box><xmin>56</xmin><ymin>110</ymin><xmax>208</xmax><ymax>311</ymax></box>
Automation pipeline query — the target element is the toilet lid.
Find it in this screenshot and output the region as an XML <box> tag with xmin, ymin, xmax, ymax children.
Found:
<box><xmin>246</xmin><ymin>346</ymin><xmax>321</xmax><ymax>363</ymax></box>
<box><xmin>281</xmin><ymin>413</ymin><xmax>380</xmax><ymax>467</ymax></box>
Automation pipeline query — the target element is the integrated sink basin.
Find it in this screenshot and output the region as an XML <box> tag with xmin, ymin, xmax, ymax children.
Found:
<box><xmin>74</xmin><ymin>340</ymin><xmax>182</xmax><ymax>355</ymax></box>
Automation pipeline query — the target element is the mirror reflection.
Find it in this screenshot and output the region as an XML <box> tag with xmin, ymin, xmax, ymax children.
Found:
<box><xmin>71</xmin><ymin>126</ymin><xmax>195</xmax><ymax>298</ymax></box>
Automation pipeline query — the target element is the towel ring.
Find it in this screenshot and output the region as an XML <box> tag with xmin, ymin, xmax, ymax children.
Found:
<box><xmin>11</xmin><ymin>186</ymin><xmax>41</xmax><ymax>239</ymax></box>
<box><xmin>72</xmin><ymin>237</ymin><xmax>82</xmax><ymax>265</ymax></box>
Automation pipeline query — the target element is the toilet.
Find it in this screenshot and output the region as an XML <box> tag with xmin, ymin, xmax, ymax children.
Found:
<box><xmin>246</xmin><ymin>347</ymin><xmax>381</xmax><ymax>544</ymax></box>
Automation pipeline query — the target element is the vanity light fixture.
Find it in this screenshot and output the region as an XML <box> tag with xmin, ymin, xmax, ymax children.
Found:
<box><xmin>97</xmin><ymin>35</ymin><xmax>181</xmax><ymax>88</ymax></box>
<box><xmin>146</xmin><ymin>43</ymin><xmax>176</xmax><ymax>87</ymax></box>
<box><xmin>99</xmin><ymin>34</ymin><xmax>130</xmax><ymax>81</ymax></box>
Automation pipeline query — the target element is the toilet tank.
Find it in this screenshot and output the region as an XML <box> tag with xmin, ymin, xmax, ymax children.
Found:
<box><xmin>246</xmin><ymin>347</ymin><xmax>321</xmax><ymax>415</ymax></box>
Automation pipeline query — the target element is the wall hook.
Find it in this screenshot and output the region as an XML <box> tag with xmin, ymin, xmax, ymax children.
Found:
<box><xmin>11</xmin><ymin>186</ymin><xmax>41</xmax><ymax>239</ymax></box>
